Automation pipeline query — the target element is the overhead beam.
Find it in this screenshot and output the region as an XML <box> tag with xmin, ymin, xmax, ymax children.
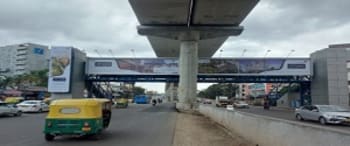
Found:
<box><xmin>137</xmin><ymin>25</ymin><xmax>243</xmax><ymax>40</ymax></box>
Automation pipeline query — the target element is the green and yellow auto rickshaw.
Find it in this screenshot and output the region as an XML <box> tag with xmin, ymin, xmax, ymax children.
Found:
<box><xmin>114</xmin><ymin>97</ymin><xmax>128</xmax><ymax>108</ymax></box>
<box><xmin>43</xmin><ymin>98</ymin><xmax>112</xmax><ymax>141</ymax></box>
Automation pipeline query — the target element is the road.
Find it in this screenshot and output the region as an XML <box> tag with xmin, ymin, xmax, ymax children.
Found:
<box><xmin>0</xmin><ymin>103</ymin><xmax>177</xmax><ymax>146</ymax></box>
<box><xmin>234</xmin><ymin>105</ymin><xmax>350</xmax><ymax>131</ymax></box>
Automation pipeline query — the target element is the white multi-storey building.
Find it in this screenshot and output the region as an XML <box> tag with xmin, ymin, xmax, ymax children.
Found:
<box><xmin>0</xmin><ymin>43</ymin><xmax>49</xmax><ymax>76</ymax></box>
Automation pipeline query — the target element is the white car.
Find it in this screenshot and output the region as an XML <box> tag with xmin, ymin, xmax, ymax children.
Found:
<box><xmin>233</xmin><ymin>101</ymin><xmax>249</xmax><ymax>108</ymax></box>
<box><xmin>0</xmin><ymin>101</ymin><xmax>22</xmax><ymax>116</ymax></box>
<box><xmin>17</xmin><ymin>100</ymin><xmax>49</xmax><ymax>112</ymax></box>
<box><xmin>226</xmin><ymin>105</ymin><xmax>235</xmax><ymax>111</ymax></box>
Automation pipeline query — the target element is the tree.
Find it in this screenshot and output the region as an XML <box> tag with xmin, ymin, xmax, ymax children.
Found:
<box><xmin>0</xmin><ymin>76</ymin><xmax>13</xmax><ymax>89</ymax></box>
<box><xmin>133</xmin><ymin>86</ymin><xmax>146</xmax><ymax>96</ymax></box>
<box><xmin>0</xmin><ymin>69</ymin><xmax>49</xmax><ymax>89</ymax></box>
<box><xmin>278</xmin><ymin>84</ymin><xmax>300</xmax><ymax>96</ymax></box>
<box><xmin>197</xmin><ymin>83</ymin><xmax>239</xmax><ymax>99</ymax></box>
<box><xmin>31</xmin><ymin>69</ymin><xmax>49</xmax><ymax>87</ymax></box>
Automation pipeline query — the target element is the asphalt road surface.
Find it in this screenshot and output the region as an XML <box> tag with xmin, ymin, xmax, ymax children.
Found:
<box><xmin>235</xmin><ymin>105</ymin><xmax>350</xmax><ymax>131</ymax></box>
<box><xmin>0</xmin><ymin>103</ymin><xmax>177</xmax><ymax>146</ymax></box>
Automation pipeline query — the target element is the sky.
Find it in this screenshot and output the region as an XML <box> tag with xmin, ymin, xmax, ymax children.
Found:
<box><xmin>0</xmin><ymin>0</ymin><xmax>349</xmax><ymax>93</ymax></box>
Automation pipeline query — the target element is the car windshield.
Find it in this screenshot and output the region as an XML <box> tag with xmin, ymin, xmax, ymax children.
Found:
<box><xmin>238</xmin><ymin>101</ymin><xmax>246</xmax><ymax>104</ymax></box>
<box><xmin>318</xmin><ymin>105</ymin><xmax>350</xmax><ymax>112</ymax></box>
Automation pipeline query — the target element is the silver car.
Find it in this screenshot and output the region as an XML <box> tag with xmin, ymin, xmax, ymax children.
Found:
<box><xmin>0</xmin><ymin>101</ymin><xmax>22</xmax><ymax>117</ymax></box>
<box><xmin>233</xmin><ymin>101</ymin><xmax>249</xmax><ymax>108</ymax></box>
<box><xmin>295</xmin><ymin>105</ymin><xmax>350</xmax><ymax>125</ymax></box>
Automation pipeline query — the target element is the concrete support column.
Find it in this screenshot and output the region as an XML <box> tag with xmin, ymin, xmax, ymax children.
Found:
<box><xmin>176</xmin><ymin>40</ymin><xmax>198</xmax><ymax>111</ymax></box>
<box><xmin>165</xmin><ymin>83</ymin><xmax>178</xmax><ymax>102</ymax></box>
<box><xmin>169</xmin><ymin>83</ymin><xmax>176</xmax><ymax>102</ymax></box>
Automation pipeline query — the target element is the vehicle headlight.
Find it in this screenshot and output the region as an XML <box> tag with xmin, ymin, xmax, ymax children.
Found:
<box><xmin>324</xmin><ymin>114</ymin><xmax>336</xmax><ymax>118</ymax></box>
<box><xmin>335</xmin><ymin>116</ymin><xmax>347</xmax><ymax>119</ymax></box>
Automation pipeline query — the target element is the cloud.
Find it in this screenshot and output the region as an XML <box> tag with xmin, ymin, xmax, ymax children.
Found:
<box><xmin>214</xmin><ymin>0</ymin><xmax>350</xmax><ymax>58</ymax></box>
<box><xmin>241</xmin><ymin>0</ymin><xmax>350</xmax><ymax>41</ymax></box>
<box><xmin>0</xmin><ymin>0</ymin><xmax>153</xmax><ymax>57</ymax></box>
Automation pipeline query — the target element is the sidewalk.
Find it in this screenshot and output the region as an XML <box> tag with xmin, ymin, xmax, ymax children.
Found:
<box><xmin>172</xmin><ymin>112</ymin><xmax>255</xmax><ymax>146</ymax></box>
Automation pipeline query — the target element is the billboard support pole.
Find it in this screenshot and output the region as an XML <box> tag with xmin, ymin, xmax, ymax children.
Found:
<box><xmin>300</xmin><ymin>82</ymin><xmax>311</xmax><ymax>106</ymax></box>
<box><xmin>49</xmin><ymin>47</ymin><xmax>87</xmax><ymax>99</ymax></box>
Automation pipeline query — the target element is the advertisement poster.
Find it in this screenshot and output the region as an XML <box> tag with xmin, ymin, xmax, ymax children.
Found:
<box><xmin>86</xmin><ymin>58</ymin><xmax>311</xmax><ymax>76</ymax></box>
<box><xmin>48</xmin><ymin>47</ymin><xmax>72</xmax><ymax>93</ymax></box>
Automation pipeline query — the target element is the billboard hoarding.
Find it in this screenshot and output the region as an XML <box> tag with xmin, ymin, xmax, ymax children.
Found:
<box><xmin>48</xmin><ymin>47</ymin><xmax>72</xmax><ymax>93</ymax></box>
<box><xmin>86</xmin><ymin>58</ymin><xmax>311</xmax><ymax>76</ymax></box>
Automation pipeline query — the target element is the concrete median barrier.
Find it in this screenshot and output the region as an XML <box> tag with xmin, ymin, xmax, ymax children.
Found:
<box><xmin>199</xmin><ymin>105</ymin><xmax>350</xmax><ymax>146</ymax></box>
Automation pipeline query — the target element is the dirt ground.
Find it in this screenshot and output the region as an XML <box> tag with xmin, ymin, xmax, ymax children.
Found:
<box><xmin>173</xmin><ymin>112</ymin><xmax>256</xmax><ymax>146</ymax></box>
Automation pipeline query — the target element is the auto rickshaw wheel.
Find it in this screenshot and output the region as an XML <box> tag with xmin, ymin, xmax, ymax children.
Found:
<box><xmin>45</xmin><ymin>134</ymin><xmax>55</xmax><ymax>141</ymax></box>
<box><xmin>103</xmin><ymin>111</ymin><xmax>111</xmax><ymax>128</ymax></box>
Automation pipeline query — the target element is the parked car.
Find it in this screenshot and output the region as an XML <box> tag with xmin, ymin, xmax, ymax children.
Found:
<box><xmin>0</xmin><ymin>101</ymin><xmax>22</xmax><ymax>116</ymax></box>
<box><xmin>295</xmin><ymin>105</ymin><xmax>350</xmax><ymax>125</ymax></box>
<box><xmin>233</xmin><ymin>101</ymin><xmax>249</xmax><ymax>108</ymax></box>
<box><xmin>17</xmin><ymin>100</ymin><xmax>49</xmax><ymax>113</ymax></box>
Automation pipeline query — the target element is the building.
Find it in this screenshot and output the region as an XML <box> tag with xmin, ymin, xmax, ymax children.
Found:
<box><xmin>0</xmin><ymin>43</ymin><xmax>49</xmax><ymax>76</ymax></box>
<box><xmin>237</xmin><ymin>83</ymin><xmax>273</xmax><ymax>99</ymax></box>
<box><xmin>236</xmin><ymin>84</ymin><xmax>249</xmax><ymax>99</ymax></box>
<box><xmin>311</xmin><ymin>43</ymin><xmax>350</xmax><ymax>107</ymax></box>
<box><xmin>248</xmin><ymin>83</ymin><xmax>273</xmax><ymax>97</ymax></box>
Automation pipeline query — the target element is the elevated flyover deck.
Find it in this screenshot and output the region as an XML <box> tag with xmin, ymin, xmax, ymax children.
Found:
<box><xmin>130</xmin><ymin>0</ymin><xmax>259</xmax><ymax>57</ymax></box>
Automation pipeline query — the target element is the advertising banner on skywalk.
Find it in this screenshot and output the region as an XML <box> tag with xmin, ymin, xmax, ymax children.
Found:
<box><xmin>48</xmin><ymin>47</ymin><xmax>72</xmax><ymax>93</ymax></box>
<box><xmin>86</xmin><ymin>58</ymin><xmax>311</xmax><ymax>76</ymax></box>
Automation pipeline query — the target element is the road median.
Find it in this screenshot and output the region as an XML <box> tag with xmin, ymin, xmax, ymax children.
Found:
<box><xmin>172</xmin><ymin>112</ymin><xmax>254</xmax><ymax>146</ymax></box>
<box><xmin>199</xmin><ymin>105</ymin><xmax>350</xmax><ymax>146</ymax></box>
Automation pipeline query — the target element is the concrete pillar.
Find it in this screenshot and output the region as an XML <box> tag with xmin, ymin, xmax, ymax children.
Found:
<box><xmin>165</xmin><ymin>83</ymin><xmax>178</xmax><ymax>102</ymax></box>
<box><xmin>176</xmin><ymin>40</ymin><xmax>198</xmax><ymax>111</ymax></box>
<box><xmin>165</xmin><ymin>83</ymin><xmax>171</xmax><ymax>102</ymax></box>
<box><xmin>169</xmin><ymin>83</ymin><xmax>175</xmax><ymax>102</ymax></box>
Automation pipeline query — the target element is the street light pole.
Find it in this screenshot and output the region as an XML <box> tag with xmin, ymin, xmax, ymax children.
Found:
<box><xmin>94</xmin><ymin>49</ymin><xmax>101</xmax><ymax>57</ymax></box>
<box><xmin>130</xmin><ymin>49</ymin><xmax>136</xmax><ymax>58</ymax></box>
<box><xmin>108</xmin><ymin>49</ymin><xmax>115</xmax><ymax>57</ymax></box>
<box><xmin>263</xmin><ymin>49</ymin><xmax>271</xmax><ymax>58</ymax></box>
<box><xmin>241</xmin><ymin>49</ymin><xmax>247</xmax><ymax>57</ymax></box>
<box><xmin>286</xmin><ymin>49</ymin><xmax>295</xmax><ymax>58</ymax></box>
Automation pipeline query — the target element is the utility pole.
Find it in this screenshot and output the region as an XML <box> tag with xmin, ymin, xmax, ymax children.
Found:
<box><xmin>263</xmin><ymin>49</ymin><xmax>271</xmax><ymax>57</ymax></box>
<box><xmin>241</xmin><ymin>49</ymin><xmax>247</xmax><ymax>57</ymax></box>
<box><xmin>94</xmin><ymin>49</ymin><xmax>101</xmax><ymax>57</ymax></box>
<box><xmin>130</xmin><ymin>49</ymin><xmax>136</xmax><ymax>58</ymax></box>
<box><xmin>286</xmin><ymin>49</ymin><xmax>295</xmax><ymax>58</ymax></box>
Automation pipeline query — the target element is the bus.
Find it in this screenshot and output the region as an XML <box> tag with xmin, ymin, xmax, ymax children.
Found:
<box><xmin>134</xmin><ymin>95</ymin><xmax>150</xmax><ymax>104</ymax></box>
